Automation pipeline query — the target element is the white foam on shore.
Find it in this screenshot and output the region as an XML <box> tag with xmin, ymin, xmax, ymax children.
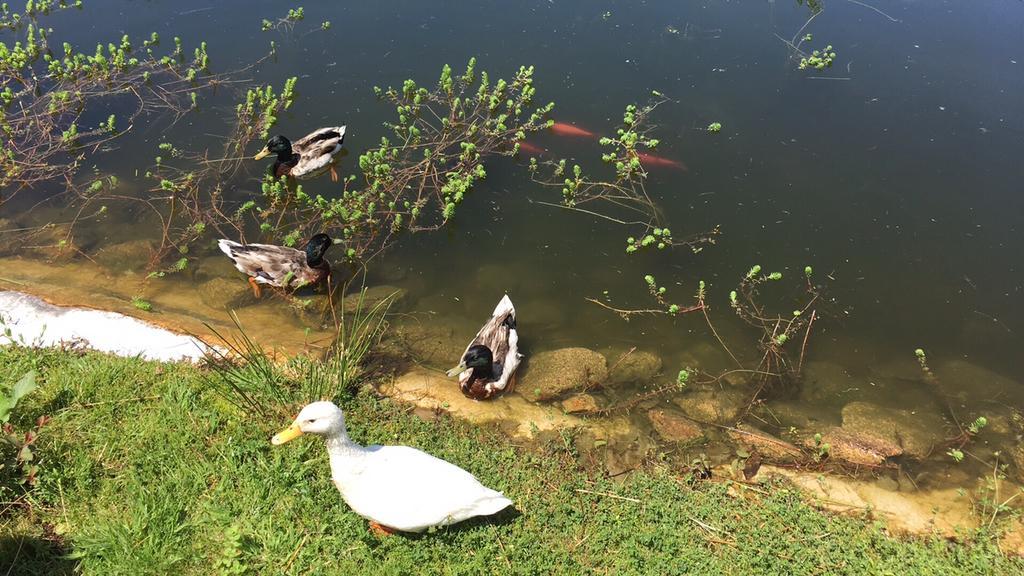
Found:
<box><xmin>0</xmin><ymin>291</ymin><xmax>209</xmax><ymax>362</ymax></box>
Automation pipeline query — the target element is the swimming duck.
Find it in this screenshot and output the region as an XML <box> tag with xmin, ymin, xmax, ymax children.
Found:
<box><xmin>254</xmin><ymin>126</ymin><xmax>346</xmax><ymax>181</ymax></box>
<box><xmin>446</xmin><ymin>294</ymin><xmax>522</xmax><ymax>400</ymax></box>
<box><xmin>272</xmin><ymin>401</ymin><xmax>513</xmax><ymax>535</ymax></box>
<box><xmin>217</xmin><ymin>233</ymin><xmax>333</xmax><ymax>298</ymax></box>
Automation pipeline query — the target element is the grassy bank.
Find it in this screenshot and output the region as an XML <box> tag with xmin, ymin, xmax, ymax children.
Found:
<box><xmin>1</xmin><ymin>346</ymin><xmax>1020</xmax><ymax>575</ymax></box>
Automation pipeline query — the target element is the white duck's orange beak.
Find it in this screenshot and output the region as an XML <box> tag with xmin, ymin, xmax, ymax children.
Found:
<box><xmin>271</xmin><ymin>422</ymin><xmax>303</xmax><ymax>445</ymax></box>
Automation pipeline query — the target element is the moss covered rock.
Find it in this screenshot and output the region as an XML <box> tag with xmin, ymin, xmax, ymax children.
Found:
<box><xmin>521</xmin><ymin>347</ymin><xmax>608</xmax><ymax>402</ymax></box>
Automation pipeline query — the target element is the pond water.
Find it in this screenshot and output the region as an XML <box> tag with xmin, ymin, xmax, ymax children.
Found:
<box><xmin>3</xmin><ymin>1</ymin><xmax>1024</xmax><ymax>489</ymax></box>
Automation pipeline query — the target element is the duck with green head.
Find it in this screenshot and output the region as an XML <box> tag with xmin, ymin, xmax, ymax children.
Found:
<box><xmin>254</xmin><ymin>126</ymin><xmax>346</xmax><ymax>181</ymax></box>
<box><xmin>217</xmin><ymin>233</ymin><xmax>334</xmax><ymax>298</ymax></box>
<box><xmin>447</xmin><ymin>295</ymin><xmax>522</xmax><ymax>400</ymax></box>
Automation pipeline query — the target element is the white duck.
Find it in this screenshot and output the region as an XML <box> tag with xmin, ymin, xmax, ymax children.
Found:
<box><xmin>271</xmin><ymin>401</ymin><xmax>513</xmax><ymax>534</ymax></box>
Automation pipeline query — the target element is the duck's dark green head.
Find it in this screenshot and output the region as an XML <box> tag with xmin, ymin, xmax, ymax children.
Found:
<box><xmin>254</xmin><ymin>135</ymin><xmax>293</xmax><ymax>161</ymax></box>
<box><xmin>447</xmin><ymin>344</ymin><xmax>493</xmax><ymax>378</ymax></box>
<box><xmin>304</xmin><ymin>233</ymin><xmax>334</xmax><ymax>266</ymax></box>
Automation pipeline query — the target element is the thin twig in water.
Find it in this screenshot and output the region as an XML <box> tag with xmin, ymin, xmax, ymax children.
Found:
<box><xmin>844</xmin><ymin>0</ymin><xmax>901</xmax><ymax>23</ymax></box>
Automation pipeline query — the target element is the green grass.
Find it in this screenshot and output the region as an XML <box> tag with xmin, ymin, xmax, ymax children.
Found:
<box><xmin>1</xmin><ymin>346</ymin><xmax>1021</xmax><ymax>575</ymax></box>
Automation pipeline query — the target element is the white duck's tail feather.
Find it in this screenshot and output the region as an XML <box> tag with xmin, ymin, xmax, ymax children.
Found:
<box><xmin>491</xmin><ymin>294</ymin><xmax>515</xmax><ymax>318</ymax></box>
<box><xmin>217</xmin><ymin>239</ymin><xmax>242</xmax><ymax>258</ymax></box>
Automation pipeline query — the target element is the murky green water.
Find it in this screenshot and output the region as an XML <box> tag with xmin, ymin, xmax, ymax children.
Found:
<box><xmin>3</xmin><ymin>1</ymin><xmax>1023</xmax><ymax>486</ymax></box>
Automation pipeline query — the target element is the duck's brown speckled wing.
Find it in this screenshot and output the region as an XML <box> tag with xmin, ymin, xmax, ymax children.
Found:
<box><xmin>218</xmin><ymin>241</ymin><xmax>309</xmax><ymax>288</ymax></box>
<box><xmin>291</xmin><ymin>126</ymin><xmax>346</xmax><ymax>179</ymax></box>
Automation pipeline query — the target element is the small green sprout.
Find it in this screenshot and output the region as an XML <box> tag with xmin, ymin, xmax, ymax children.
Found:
<box><xmin>968</xmin><ymin>416</ymin><xmax>988</xmax><ymax>435</ymax></box>
<box><xmin>676</xmin><ymin>369</ymin><xmax>690</xmax><ymax>389</ymax></box>
<box><xmin>947</xmin><ymin>448</ymin><xmax>964</xmax><ymax>463</ymax></box>
<box><xmin>131</xmin><ymin>297</ymin><xmax>153</xmax><ymax>312</ymax></box>
<box><xmin>707</xmin><ymin>122</ymin><xmax>722</xmax><ymax>132</ymax></box>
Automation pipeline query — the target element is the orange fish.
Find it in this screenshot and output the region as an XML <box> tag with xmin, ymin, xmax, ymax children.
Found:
<box><xmin>517</xmin><ymin>141</ymin><xmax>547</xmax><ymax>156</ymax></box>
<box><xmin>637</xmin><ymin>151</ymin><xmax>687</xmax><ymax>171</ymax></box>
<box><xmin>549</xmin><ymin>121</ymin><xmax>596</xmax><ymax>138</ymax></box>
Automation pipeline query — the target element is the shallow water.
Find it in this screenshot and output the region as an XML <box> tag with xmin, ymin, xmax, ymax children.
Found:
<box><xmin>3</xmin><ymin>1</ymin><xmax>1023</xmax><ymax>488</ymax></box>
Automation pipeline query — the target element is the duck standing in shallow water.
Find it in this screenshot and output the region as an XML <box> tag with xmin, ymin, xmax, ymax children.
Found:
<box><xmin>254</xmin><ymin>126</ymin><xmax>346</xmax><ymax>181</ymax></box>
<box><xmin>447</xmin><ymin>294</ymin><xmax>522</xmax><ymax>400</ymax></box>
<box><xmin>217</xmin><ymin>233</ymin><xmax>333</xmax><ymax>298</ymax></box>
<box><xmin>272</xmin><ymin>401</ymin><xmax>513</xmax><ymax>535</ymax></box>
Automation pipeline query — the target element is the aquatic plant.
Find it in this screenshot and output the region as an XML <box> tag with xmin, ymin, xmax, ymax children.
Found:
<box><xmin>261</xmin><ymin>5</ymin><xmax>306</xmax><ymax>33</ymax></box>
<box><xmin>707</xmin><ymin>122</ymin><xmax>722</xmax><ymax>132</ymax></box>
<box><xmin>0</xmin><ymin>3</ymin><xmax>220</xmax><ymax>202</ymax></box>
<box><xmin>131</xmin><ymin>296</ymin><xmax>153</xmax><ymax>312</ymax></box>
<box><xmin>798</xmin><ymin>44</ymin><xmax>836</xmax><ymax>70</ymax></box>
<box><xmin>530</xmin><ymin>95</ymin><xmax>719</xmax><ymax>253</ymax></box>
<box><xmin>141</xmin><ymin>58</ymin><xmax>552</xmax><ymax>277</ymax></box>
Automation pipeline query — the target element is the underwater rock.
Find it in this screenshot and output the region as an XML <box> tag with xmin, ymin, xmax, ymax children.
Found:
<box><xmin>813</xmin><ymin>427</ymin><xmax>902</xmax><ymax>466</ymax></box>
<box><xmin>646</xmin><ymin>408</ymin><xmax>704</xmax><ymax>444</ymax></box>
<box><xmin>342</xmin><ymin>285</ymin><xmax>407</xmax><ymax>314</ymax></box>
<box><xmin>196</xmin><ymin>277</ymin><xmax>253</xmax><ymax>310</ymax></box>
<box><xmin>727</xmin><ymin>424</ymin><xmax>803</xmax><ymax>462</ymax></box>
<box><xmin>604</xmin><ymin>443</ymin><xmax>647</xmax><ymax>478</ymax></box>
<box><xmin>760</xmin><ymin>400</ymin><xmax>839</xmax><ymax>431</ymax></box>
<box><xmin>22</xmin><ymin>222</ymin><xmax>80</xmax><ymax>262</ymax></box>
<box><xmin>755</xmin><ymin>464</ymin><xmax>980</xmax><ymax>541</ymax></box>
<box><xmin>840</xmin><ymin>401</ymin><xmax>945</xmax><ymax>459</ymax></box>
<box><xmin>382</xmin><ymin>368</ymin><xmax>636</xmax><ymax>441</ymax></box>
<box><xmin>934</xmin><ymin>359</ymin><xmax>1020</xmax><ymax>405</ymax></box>
<box><xmin>375</xmin><ymin>264</ymin><xmax>408</xmax><ymax>283</ymax></box>
<box><xmin>391</xmin><ymin>321</ymin><xmax>465</xmax><ymax>368</ymax></box>
<box><xmin>195</xmin><ymin>255</ymin><xmax>237</xmax><ymax>280</ymax></box>
<box><xmin>799</xmin><ymin>360</ymin><xmax>865</xmax><ymax>406</ymax></box>
<box><xmin>521</xmin><ymin>347</ymin><xmax>608</xmax><ymax>402</ymax></box>
<box><xmin>672</xmin><ymin>387</ymin><xmax>747</xmax><ymax>424</ymax></box>
<box><xmin>561</xmin><ymin>393</ymin><xmax>600</xmax><ymax>414</ymax></box>
<box><xmin>94</xmin><ymin>239</ymin><xmax>154</xmax><ymax>273</ymax></box>
<box><xmin>604</xmin><ymin>349</ymin><xmax>663</xmax><ymax>387</ymax></box>
<box><xmin>721</xmin><ymin>371</ymin><xmax>751</xmax><ymax>388</ymax></box>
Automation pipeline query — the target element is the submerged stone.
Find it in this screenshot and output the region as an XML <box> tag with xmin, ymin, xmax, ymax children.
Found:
<box><xmin>813</xmin><ymin>427</ymin><xmax>902</xmax><ymax>466</ymax></box>
<box><xmin>561</xmin><ymin>393</ymin><xmax>600</xmax><ymax>414</ymax></box>
<box><xmin>381</xmin><ymin>368</ymin><xmax>636</xmax><ymax>441</ymax></box>
<box><xmin>197</xmin><ymin>277</ymin><xmax>253</xmax><ymax>310</ymax></box>
<box><xmin>840</xmin><ymin>401</ymin><xmax>946</xmax><ymax>459</ymax></box>
<box><xmin>646</xmin><ymin>408</ymin><xmax>704</xmax><ymax>444</ymax></box>
<box><xmin>727</xmin><ymin>424</ymin><xmax>803</xmax><ymax>462</ymax></box>
<box><xmin>672</xmin><ymin>387</ymin><xmax>747</xmax><ymax>424</ymax></box>
<box><xmin>934</xmin><ymin>359</ymin><xmax>1021</xmax><ymax>405</ymax></box>
<box><xmin>94</xmin><ymin>239</ymin><xmax>154</xmax><ymax>273</ymax></box>
<box><xmin>521</xmin><ymin>347</ymin><xmax>608</xmax><ymax>402</ymax></box>
<box><xmin>342</xmin><ymin>284</ymin><xmax>407</xmax><ymax>314</ymax></box>
<box><xmin>604</xmin><ymin>349</ymin><xmax>663</xmax><ymax>387</ymax></box>
<box><xmin>799</xmin><ymin>360</ymin><xmax>865</xmax><ymax>406</ymax></box>
<box><xmin>391</xmin><ymin>321</ymin><xmax>464</xmax><ymax>368</ymax></box>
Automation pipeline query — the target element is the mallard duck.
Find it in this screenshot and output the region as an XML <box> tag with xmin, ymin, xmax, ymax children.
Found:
<box><xmin>254</xmin><ymin>126</ymin><xmax>346</xmax><ymax>181</ymax></box>
<box><xmin>446</xmin><ymin>294</ymin><xmax>522</xmax><ymax>400</ymax></box>
<box><xmin>217</xmin><ymin>233</ymin><xmax>333</xmax><ymax>298</ymax></box>
<box><xmin>272</xmin><ymin>401</ymin><xmax>513</xmax><ymax>535</ymax></box>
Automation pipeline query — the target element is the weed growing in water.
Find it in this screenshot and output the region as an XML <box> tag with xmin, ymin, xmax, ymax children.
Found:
<box><xmin>130</xmin><ymin>296</ymin><xmax>153</xmax><ymax>312</ymax></box>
